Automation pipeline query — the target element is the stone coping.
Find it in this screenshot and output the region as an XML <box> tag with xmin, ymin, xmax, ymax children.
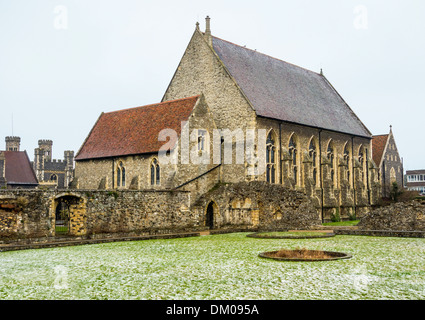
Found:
<box><xmin>0</xmin><ymin>188</ymin><xmax>190</xmax><ymax>194</ymax></box>
<box><xmin>0</xmin><ymin>232</ymin><xmax>200</xmax><ymax>252</ymax></box>
<box><xmin>334</xmin><ymin>229</ymin><xmax>425</xmax><ymax>238</ymax></box>
<box><xmin>247</xmin><ymin>231</ymin><xmax>335</xmax><ymax>239</ymax></box>
<box><xmin>259</xmin><ymin>250</ymin><xmax>352</xmax><ymax>262</ymax></box>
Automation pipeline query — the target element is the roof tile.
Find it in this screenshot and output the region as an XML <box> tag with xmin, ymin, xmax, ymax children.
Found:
<box><xmin>371</xmin><ymin>134</ymin><xmax>389</xmax><ymax>166</ymax></box>
<box><xmin>75</xmin><ymin>95</ymin><xmax>200</xmax><ymax>160</ymax></box>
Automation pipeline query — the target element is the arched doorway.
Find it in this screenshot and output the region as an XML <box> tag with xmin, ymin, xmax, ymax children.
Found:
<box><xmin>205</xmin><ymin>201</ymin><xmax>217</xmax><ymax>229</ymax></box>
<box><xmin>53</xmin><ymin>194</ymin><xmax>86</xmax><ymax>236</ymax></box>
<box><xmin>55</xmin><ymin>200</ymin><xmax>70</xmax><ymax>235</ymax></box>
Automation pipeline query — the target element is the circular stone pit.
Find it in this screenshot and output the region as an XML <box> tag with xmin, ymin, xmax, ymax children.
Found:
<box><xmin>259</xmin><ymin>248</ymin><xmax>352</xmax><ymax>262</ymax></box>
<box><xmin>247</xmin><ymin>231</ymin><xmax>335</xmax><ymax>239</ymax></box>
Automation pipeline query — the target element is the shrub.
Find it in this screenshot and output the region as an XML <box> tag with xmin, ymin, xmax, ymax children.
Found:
<box><xmin>331</xmin><ymin>208</ymin><xmax>341</xmax><ymax>222</ymax></box>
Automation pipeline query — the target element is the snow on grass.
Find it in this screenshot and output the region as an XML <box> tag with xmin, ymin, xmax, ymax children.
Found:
<box><xmin>0</xmin><ymin>233</ymin><xmax>424</xmax><ymax>299</ymax></box>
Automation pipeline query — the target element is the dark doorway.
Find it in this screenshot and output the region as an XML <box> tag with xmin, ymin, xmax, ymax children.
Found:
<box><xmin>206</xmin><ymin>201</ymin><xmax>215</xmax><ymax>229</ymax></box>
<box><xmin>55</xmin><ymin>200</ymin><xmax>69</xmax><ymax>235</ymax></box>
<box><xmin>54</xmin><ymin>195</ymin><xmax>84</xmax><ymax>236</ymax></box>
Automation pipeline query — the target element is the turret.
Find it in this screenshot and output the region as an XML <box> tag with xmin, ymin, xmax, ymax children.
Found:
<box><xmin>5</xmin><ymin>136</ymin><xmax>20</xmax><ymax>151</ymax></box>
<box><xmin>64</xmin><ymin>150</ymin><xmax>74</xmax><ymax>168</ymax></box>
<box><xmin>38</xmin><ymin>139</ymin><xmax>53</xmax><ymax>162</ymax></box>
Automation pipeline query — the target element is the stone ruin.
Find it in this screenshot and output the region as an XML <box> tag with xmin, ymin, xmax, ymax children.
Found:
<box><xmin>357</xmin><ymin>199</ymin><xmax>425</xmax><ymax>231</ymax></box>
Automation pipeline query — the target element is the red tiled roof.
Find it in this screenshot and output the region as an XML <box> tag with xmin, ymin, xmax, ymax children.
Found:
<box><xmin>3</xmin><ymin>151</ymin><xmax>38</xmax><ymax>185</ymax></box>
<box><xmin>372</xmin><ymin>134</ymin><xmax>389</xmax><ymax>166</ymax></box>
<box><xmin>75</xmin><ymin>96</ymin><xmax>200</xmax><ymax>160</ymax></box>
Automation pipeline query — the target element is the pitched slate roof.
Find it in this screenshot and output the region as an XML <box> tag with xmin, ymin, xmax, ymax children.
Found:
<box><xmin>3</xmin><ymin>151</ymin><xmax>38</xmax><ymax>186</ymax></box>
<box><xmin>372</xmin><ymin>134</ymin><xmax>389</xmax><ymax>166</ymax></box>
<box><xmin>211</xmin><ymin>36</ymin><xmax>371</xmax><ymax>138</ymax></box>
<box><xmin>75</xmin><ymin>96</ymin><xmax>200</xmax><ymax>160</ymax></box>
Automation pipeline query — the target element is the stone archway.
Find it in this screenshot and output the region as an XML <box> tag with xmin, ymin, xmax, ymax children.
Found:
<box><xmin>205</xmin><ymin>201</ymin><xmax>218</xmax><ymax>229</ymax></box>
<box><xmin>53</xmin><ymin>194</ymin><xmax>86</xmax><ymax>236</ymax></box>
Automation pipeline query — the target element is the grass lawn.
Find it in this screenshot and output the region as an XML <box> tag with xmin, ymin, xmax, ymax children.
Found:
<box><xmin>251</xmin><ymin>231</ymin><xmax>332</xmax><ymax>238</ymax></box>
<box><xmin>323</xmin><ymin>220</ymin><xmax>360</xmax><ymax>226</ymax></box>
<box><xmin>0</xmin><ymin>233</ymin><xmax>424</xmax><ymax>299</ymax></box>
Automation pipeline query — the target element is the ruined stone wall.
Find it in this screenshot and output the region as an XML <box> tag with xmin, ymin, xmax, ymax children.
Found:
<box><xmin>0</xmin><ymin>191</ymin><xmax>52</xmax><ymax>238</ymax></box>
<box><xmin>192</xmin><ymin>181</ymin><xmax>322</xmax><ymax>231</ymax></box>
<box><xmin>82</xmin><ymin>190</ymin><xmax>196</xmax><ymax>235</ymax></box>
<box><xmin>357</xmin><ymin>199</ymin><xmax>425</xmax><ymax>231</ymax></box>
<box><xmin>0</xmin><ymin>189</ymin><xmax>196</xmax><ymax>240</ymax></box>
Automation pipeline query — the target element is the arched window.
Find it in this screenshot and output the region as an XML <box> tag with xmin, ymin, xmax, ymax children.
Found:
<box><xmin>343</xmin><ymin>143</ymin><xmax>351</xmax><ymax>184</ymax></box>
<box><xmin>390</xmin><ymin>167</ymin><xmax>396</xmax><ymax>184</ymax></box>
<box><xmin>266</xmin><ymin>131</ymin><xmax>276</xmax><ymax>183</ymax></box>
<box><xmin>358</xmin><ymin>146</ymin><xmax>366</xmax><ymax>186</ymax></box>
<box><xmin>117</xmin><ymin>161</ymin><xmax>125</xmax><ymax>187</ymax></box>
<box><xmin>289</xmin><ymin>135</ymin><xmax>298</xmax><ymax>185</ymax></box>
<box><xmin>327</xmin><ymin>140</ymin><xmax>335</xmax><ymax>186</ymax></box>
<box><xmin>308</xmin><ymin>138</ymin><xmax>318</xmax><ymax>186</ymax></box>
<box><xmin>50</xmin><ymin>174</ymin><xmax>57</xmax><ymax>182</ymax></box>
<box><xmin>151</xmin><ymin>158</ymin><xmax>160</xmax><ymax>186</ymax></box>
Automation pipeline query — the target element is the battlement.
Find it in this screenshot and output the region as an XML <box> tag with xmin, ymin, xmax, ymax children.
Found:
<box><xmin>5</xmin><ymin>136</ymin><xmax>21</xmax><ymax>151</ymax></box>
<box><xmin>38</xmin><ymin>139</ymin><xmax>53</xmax><ymax>146</ymax></box>
<box><xmin>5</xmin><ymin>136</ymin><xmax>21</xmax><ymax>142</ymax></box>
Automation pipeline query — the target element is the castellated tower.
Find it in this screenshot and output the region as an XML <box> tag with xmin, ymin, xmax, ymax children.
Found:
<box><xmin>33</xmin><ymin>139</ymin><xmax>74</xmax><ymax>189</ymax></box>
<box><xmin>64</xmin><ymin>150</ymin><xmax>74</xmax><ymax>168</ymax></box>
<box><xmin>64</xmin><ymin>150</ymin><xmax>75</xmax><ymax>187</ymax></box>
<box><xmin>38</xmin><ymin>139</ymin><xmax>53</xmax><ymax>161</ymax></box>
<box><xmin>5</xmin><ymin>136</ymin><xmax>21</xmax><ymax>151</ymax></box>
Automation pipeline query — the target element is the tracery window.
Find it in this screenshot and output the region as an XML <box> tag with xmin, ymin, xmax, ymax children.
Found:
<box><xmin>359</xmin><ymin>146</ymin><xmax>365</xmax><ymax>186</ymax></box>
<box><xmin>327</xmin><ymin>140</ymin><xmax>335</xmax><ymax>186</ymax></box>
<box><xmin>289</xmin><ymin>135</ymin><xmax>298</xmax><ymax>185</ymax></box>
<box><xmin>266</xmin><ymin>131</ymin><xmax>276</xmax><ymax>183</ymax></box>
<box><xmin>117</xmin><ymin>161</ymin><xmax>125</xmax><ymax>187</ymax></box>
<box><xmin>150</xmin><ymin>158</ymin><xmax>160</xmax><ymax>186</ymax></box>
<box><xmin>343</xmin><ymin>143</ymin><xmax>350</xmax><ymax>184</ymax></box>
<box><xmin>308</xmin><ymin>138</ymin><xmax>318</xmax><ymax>186</ymax></box>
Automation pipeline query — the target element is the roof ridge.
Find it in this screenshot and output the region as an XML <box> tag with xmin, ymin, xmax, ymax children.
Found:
<box><xmin>211</xmin><ymin>35</ymin><xmax>321</xmax><ymax>76</ymax></box>
<box><xmin>372</xmin><ymin>134</ymin><xmax>389</xmax><ymax>138</ymax></box>
<box><xmin>104</xmin><ymin>95</ymin><xmax>200</xmax><ymax>114</ymax></box>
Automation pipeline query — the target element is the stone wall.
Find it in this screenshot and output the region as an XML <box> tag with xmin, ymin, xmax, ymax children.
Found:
<box><xmin>162</xmin><ymin>28</ymin><xmax>257</xmax><ymax>186</ymax></box>
<box><xmin>0</xmin><ymin>182</ymin><xmax>322</xmax><ymax>240</ymax></box>
<box><xmin>0</xmin><ymin>191</ymin><xmax>51</xmax><ymax>238</ymax></box>
<box><xmin>357</xmin><ymin>199</ymin><xmax>425</xmax><ymax>231</ymax></box>
<box><xmin>0</xmin><ymin>189</ymin><xmax>196</xmax><ymax>240</ymax></box>
<box><xmin>192</xmin><ymin>181</ymin><xmax>322</xmax><ymax>231</ymax></box>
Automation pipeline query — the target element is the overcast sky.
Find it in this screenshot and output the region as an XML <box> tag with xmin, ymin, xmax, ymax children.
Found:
<box><xmin>0</xmin><ymin>0</ymin><xmax>424</xmax><ymax>171</ymax></box>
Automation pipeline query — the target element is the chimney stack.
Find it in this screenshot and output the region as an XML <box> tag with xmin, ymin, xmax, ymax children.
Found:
<box><xmin>205</xmin><ymin>16</ymin><xmax>212</xmax><ymax>46</ymax></box>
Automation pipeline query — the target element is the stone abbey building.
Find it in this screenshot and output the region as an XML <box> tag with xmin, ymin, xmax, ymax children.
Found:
<box><xmin>74</xmin><ymin>17</ymin><xmax>381</xmax><ymax>222</ymax></box>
